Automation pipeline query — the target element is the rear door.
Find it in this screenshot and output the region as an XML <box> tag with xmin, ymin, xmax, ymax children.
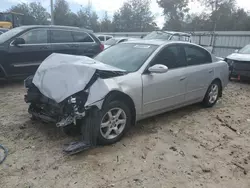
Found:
<box><xmin>72</xmin><ymin>31</ymin><xmax>100</xmax><ymax>57</ymax></box>
<box><xmin>8</xmin><ymin>28</ymin><xmax>51</xmax><ymax>76</ymax></box>
<box><xmin>50</xmin><ymin>29</ymin><xmax>76</xmax><ymax>55</ymax></box>
<box><xmin>183</xmin><ymin>44</ymin><xmax>214</xmax><ymax>102</ymax></box>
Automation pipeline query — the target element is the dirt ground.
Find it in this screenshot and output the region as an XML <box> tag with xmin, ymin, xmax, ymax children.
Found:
<box><xmin>1</xmin><ymin>81</ymin><xmax>250</xmax><ymax>188</ymax></box>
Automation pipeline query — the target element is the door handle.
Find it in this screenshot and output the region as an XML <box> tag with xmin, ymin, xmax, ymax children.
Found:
<box><xmin>68</xmin><ymin>44</ymin><xmax>79</xmax><ymax>47</ymax></box>
<box><xmin>180</xmin><ymin>77</ymin><xmax>186</xmax><ymax>81</ymax></box>
<box><xmin>209</xmin><ymin>69</ymin><xmax>214</xmax><ymax>73</ymax></box>
<box><xmin>40</xmin><ymin>46</ymin><xmax>49</xmax><ymax>50</ymax></box>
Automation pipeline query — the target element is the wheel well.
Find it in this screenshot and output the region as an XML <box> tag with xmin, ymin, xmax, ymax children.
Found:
<box><xmin>103</xmin><ymin>91</ymin><xmax>136</xmax><ymax>126</ymax></box>
<box><xmin>212</xmin><ymin>78</ymin><xmax>222</xmax><ymax>97</ymax></box>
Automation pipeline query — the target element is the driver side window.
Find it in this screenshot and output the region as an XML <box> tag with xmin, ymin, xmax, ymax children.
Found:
<box><xmin>20</xmin><ymin>29</ymin><xmax>48</xmax><ymax>44</ymax></box>
<box><xmin>151</xmin><ymin>45</ymin><xmax>186</xmax><ymax>69</ymax></box>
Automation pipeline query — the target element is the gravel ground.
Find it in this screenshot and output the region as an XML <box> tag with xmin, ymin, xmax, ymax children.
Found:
<box><xmin>1</xmin><ymin>81</ymin><xmax>250</xmax><ymax>188</ymax></box>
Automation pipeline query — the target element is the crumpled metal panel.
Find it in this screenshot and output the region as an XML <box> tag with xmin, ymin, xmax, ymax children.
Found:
<box><xmin>32</xmin><ymin>53</ymin><xmax>125</xmax><ymax>103</ymax></box>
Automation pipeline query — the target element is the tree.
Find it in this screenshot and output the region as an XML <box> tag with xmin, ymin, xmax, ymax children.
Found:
<box><xmin>231</xmin><ymin>8</ymin><xmax>250</xmax><ymax>30</ymax></box>
<box><xmin>157</xmin><ymin>0</ymin><xmax>190</xmax><ymax>31</ymax></box>
<box><xmin>197</xmin><ymin>0</ymin><xmax>236</xmax><ymax>31</ymax></box>
<box><xmin>54</xmin><ymin>0</ymin><xmax>72</xmax><ymax>25</ymax></box>
<box><xmin>77</xmin><ymin>3</ymin><xmax>99</xmax><ymax>31</ymax></box>
<box><xmin>9</xmin><ymin>3</ymin><xmax>36</xmax><ymax>25</ymax></box>
<box><xmin>29</xmin><ymin>2</ymin><xmax>50</xmax><ymax>25</ymax></box>
<box><xmin>89</xmin><ymin>11</ymin><xmax>99</xmax><ymax>32</ymax></box>
<box><xmin>117</xmin><ymin>2</ymin><xmax>133</xmax><ymax>31</ymax></box>
<box><xmin>112</xmin><ymin>0</ymin><xmax>156</xmax><ymax>32</ymax></box>
<box><xmin>112</xmin><ymin>12</ymin><xmax>122</xmax><ymax>32</ymax></box>
<box><xmin>100</xmin><ymin>12</ymin><xmax>113</xmax><ymax>32</ymax></box>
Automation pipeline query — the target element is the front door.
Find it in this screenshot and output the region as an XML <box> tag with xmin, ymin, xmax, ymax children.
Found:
<box><xmin>142</xmin><ymin>45</ymin><xmax>188</xmax><ymax>115</ymax></box>
<box><xmin>8</xmin><ymin>28</ymin><xmax>51</xmax><ymax>76</ymax></box>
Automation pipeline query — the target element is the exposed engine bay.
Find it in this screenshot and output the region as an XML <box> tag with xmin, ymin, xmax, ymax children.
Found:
<box><xmin>24</xmin><ymin>70</ymin><xmax>126</xmax><ymax>128</ymax></box>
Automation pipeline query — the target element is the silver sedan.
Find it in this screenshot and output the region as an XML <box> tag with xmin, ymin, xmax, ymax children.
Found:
<box><xmin>93</xmin><ymin>40</ymin><xmax>229</xmax><ymax>144</ymax></box>
<box><xmin>26</xmin><ymin>40</ymin><xmax>229</xmax><ymax>146</ymax></box>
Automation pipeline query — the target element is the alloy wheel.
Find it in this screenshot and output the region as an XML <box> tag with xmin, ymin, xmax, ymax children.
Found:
<box><xmin>208</xmin><ymin>84</ymin><xmax>219</xmax><ymax>104</ymax></box>
<box><xmin>100</xmin><ymin>108</ymin><xmax>127</xmax><ymax>140</ymax></box>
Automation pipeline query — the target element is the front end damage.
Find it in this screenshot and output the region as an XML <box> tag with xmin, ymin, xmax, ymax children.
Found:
<box><xmin>24</xmin><ymin>53</ymin><xmax>127</xmax><ymax>154</ymax></box>
<box><xmin>24</xmin><ymin>76</ymin><xmax>88</xmax><ymax>127</ymax></box>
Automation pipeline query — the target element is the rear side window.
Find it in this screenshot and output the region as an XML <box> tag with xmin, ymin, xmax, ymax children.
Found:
<box><xmin>72</xmin><ymin>31</ymin><xmax>94</xmax><ymax>43</ymax></box>
<box><xmin>21</xmin><ymin>29</ymin><xmax>48</xmax><ymax>44</ymax></box>
<box><xmin>98</xmin><ymin>36</ymin><xmax>105</xmax><ymax>41</ymax></box>
<box><xmin>51</xmin><ymin>30</ymin><xmax>74</xmax><ymax>43</ymax></box>
<box><xmin>184</xmin><ymin>45</ymin><xmax>212</xmax><ymax>66</ymax></box>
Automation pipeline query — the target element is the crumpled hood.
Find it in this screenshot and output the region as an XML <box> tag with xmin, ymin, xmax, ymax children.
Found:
<box><xmin>33</xmin><ymin>53</ymin><xmax>125</xmax><ymax>103</ymax></box>
<box><xmin>227</xmin><ymin>53</ymin><xmax>250</xmax><ymax>61</ymax></box>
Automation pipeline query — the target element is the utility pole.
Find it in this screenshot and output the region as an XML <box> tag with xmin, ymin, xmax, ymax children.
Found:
<box><xmin>50</xmin><ymin>0</ymin><xmax>54</xmax><ymax>25</ymax></box>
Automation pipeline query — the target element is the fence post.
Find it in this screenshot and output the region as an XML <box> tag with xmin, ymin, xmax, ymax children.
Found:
<box><xmin>212</xmin><ymin>33</ymin><xmax>217</xmax><ymax>54</ymax></box>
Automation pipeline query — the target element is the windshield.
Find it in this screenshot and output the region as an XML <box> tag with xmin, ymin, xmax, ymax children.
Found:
<box><xmin>94</xmin><ymin>43</ymin><xmax>158</xmax><ymax>72</ymax></box>
<box><xmin>104</xmin><ymin>38</ymin><xmax>118</xmax><ymax>45</ymax></box>
<box><xmin>239</xmin><ymin>45</ymin><xmax>250</xmax><ymax>54</ymax></box>
<box><xmin>0</xmin><ymin>27</ymin><xmax>24</xmax><ymax>43</ymax></box>
<box><xmin>143</xmin><ymin>31</ymin><xmax>172</xmax><ymax>40</ymax></box>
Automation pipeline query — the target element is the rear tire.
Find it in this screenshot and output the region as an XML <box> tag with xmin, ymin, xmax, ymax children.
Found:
<box><xmin>203</xmin><ymin>81</ymin><xmax>221</xmax><ymax>107</ymax></box>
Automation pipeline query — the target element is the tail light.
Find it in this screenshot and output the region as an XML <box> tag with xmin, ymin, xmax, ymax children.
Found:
<box><xmin>100</xmin><ymin>43</ymin><xmax>104</xmax><ymax>51</ymax></box>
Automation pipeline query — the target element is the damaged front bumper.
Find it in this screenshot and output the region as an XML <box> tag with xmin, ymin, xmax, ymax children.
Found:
<box><xmin>24</xmin><ymin>76</ymin><xmax>88</xmax><ymax>127</ymax></box>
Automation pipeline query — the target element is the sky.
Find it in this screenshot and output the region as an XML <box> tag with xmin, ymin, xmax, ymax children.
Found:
<box><xmin>1</xmin><ymin>0</ymin><xmax>250</xmax><ymax>28</ymax></box>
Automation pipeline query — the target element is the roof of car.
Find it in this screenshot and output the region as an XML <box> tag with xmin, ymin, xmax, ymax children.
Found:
<box><xmin>97</xmin><ymin>34</ymin><xmax>113</xmax><ymax>37</ymax></box>
<box><xmin>153</xmin><ymin>30</ymin><xmax>191</xmax><ymax>36</ymax></box>
<box><xmin>112</xmin><ymin>37</ymin><xmax>132</xmax><ymax>40</ymax></box>
<box><xmin>124</xmin><ymin>39</ymin><xmax>203</xmax><ymax>48</ymax></box>
<box><xmin>18</xmin><ymin>25</ymin><xmax>92</xmax><ymax>32</ymax></box>
<box><xmin>124</xmin><ymin>39</ymin><xmax>171</xmax><ymax>46</ymax></box>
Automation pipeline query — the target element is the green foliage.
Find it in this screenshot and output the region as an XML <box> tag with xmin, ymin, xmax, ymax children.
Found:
<box><xmin>157</xmin><ymin>0</ymin><xmax>189</xmax><ymax>31</ymax></box>
<box><xmin>112</xmin><ymin>0</ymin><xmax>158</xmax><ymax>32</ymax></box>
<box><xmin>159</xmin><ymin>0</ymin><xmax>250</xmax><ymax>31</ymax></box>
<box><xmin>6</xmin><ymin>0</ymin><xmax>250</xmax><ymax>32</ymax></box>
<box><xmin>9</xmin><ymin>2</ymin><xmax>49</xmax><ymax>25</ymax></box>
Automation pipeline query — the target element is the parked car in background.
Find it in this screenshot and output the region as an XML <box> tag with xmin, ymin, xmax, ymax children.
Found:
<box><xmin>225</xmin><ymin>44</ymin><xmax>250</xmax><ymax>80</ymax></box>
<box><xmin>97</xmin><ymin>34</ymin><xmax>113</xmax><ymax>42</ymax></box>
<box><xmin>0</xmin><ymin>28</ymin><xmax>8</xmax><ymax>35</ymax></box>
<box><xmin>142</xmin><ymin>31</ymin><xmax>192</xmax><ymax>42</ymax></box>
<box><xmin>0</xmin><ymin>25</ymin><xmax>104</xmax><ymax>80</ymax></box>
<box><xmin>104</xmin><ymin>37</ymin><xmax>136</xmax><ymax>49</ymax></box>
<box><xmin>24</xmin><ymin>40</ymin><xmax>229</xmax><ymax>145</ymax></box>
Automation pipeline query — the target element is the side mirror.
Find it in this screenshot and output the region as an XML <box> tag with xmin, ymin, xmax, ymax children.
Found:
<box><xmin>148</xmin><ymin>64</ymin><xmax>168</xmax><ymax>74</ymax></box>
<box><xmin>234</xmin><ymin>49</ymin><xmax>239</xmax><ymax>53</ymax></box>
<box><xmin>12</xmin><ymin>38</ymin><xmax>25</xmax><ymax>46</ymax></box>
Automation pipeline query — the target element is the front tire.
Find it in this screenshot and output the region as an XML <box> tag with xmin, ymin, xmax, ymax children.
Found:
<box><xmin>97</xmin><ymin>100</ymin><xmax>131</xmax><ymax>145</ymax></box>
<box><xmin>203</xmin><ymin>81</ymin><xmax>221</xmax><ymax>107</ymax></box>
